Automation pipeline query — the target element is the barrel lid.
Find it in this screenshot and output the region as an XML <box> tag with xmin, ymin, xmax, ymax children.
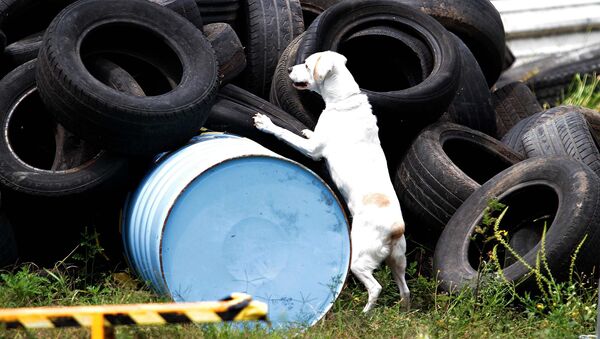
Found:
<box><xmin>159</xmin><ymin>156</ymin><xmax>350</xmax><ymax>327</ymax></box>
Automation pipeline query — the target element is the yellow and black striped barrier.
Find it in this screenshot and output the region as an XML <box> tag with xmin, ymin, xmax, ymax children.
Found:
<box><xmin>0</xmin><ymin>293</ymin><xmax>268</xmax><ymax>339</ymax></box>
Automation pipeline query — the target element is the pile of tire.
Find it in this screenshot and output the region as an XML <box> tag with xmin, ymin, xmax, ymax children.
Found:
<box><xmin>0</xmin><ymin>0</ymin><xmax>597</xmax><ymax>296</ymax></box>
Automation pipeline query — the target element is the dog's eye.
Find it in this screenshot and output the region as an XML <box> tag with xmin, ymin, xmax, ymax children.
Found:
<box><xmin>305</xmin><ymin>64</ymin><xmax>309</xmax><ymax>70</ymax></box>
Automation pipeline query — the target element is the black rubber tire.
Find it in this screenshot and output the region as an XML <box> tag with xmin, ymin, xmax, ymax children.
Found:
<box><xmin>295</xmin><ymin>0</ymin><xmax>460</xmax><ymax>126</ymax></box>
<box><xmin>0</xmin><ymin>60</ymin><xmax>129</xmax><ymax>196</ymax></box>
<box><xmin>204</xmin><ymin>23</ymin><xmax>246</xmax><ymax>85</ymax></box>
<box><xmin>205</xmin><ymin>84</ymin><xmax>324</xmax><ymax>170</ymax></box>
<box><xmin>85</xmin><ymin>57</ymin><xmax>146</xmax><ymax>97</ymax></box>
<box><xmin>3</xmin><ymin>31</ymin><xmax>43</xmax><ymax>68</ymax></box>
<box><xmin>442</xmin><ymin>32</ymin><xmax>496</xmax><ymax>136</ymax></box>
<box><xmin>501</xmin><ymin>106</ymin><xmax>600</xmax><ymax>156</ymax></box>
<box><xmin>206</xmin><ymin>84</ymin><xmax>338</xmax><ymax>206</ymax></box>
<box><xmin>36</xmin><ymin>0</ymin><xmax>219</xmax><ymax>155</ymax></box>
<box><xmin>271</xmin><ymin>24</ymin><xmax>436</xmax><ymax>129</ymax></box>
<box><xmin>269</xmin><ymin>33</ymin><xmax>323</xmax><ymax>128</ymax></box>
<box><xmin>299</xmin><ymin>0</ymin><xmax>342</xmax><ymax>27</ymax></box>
<box><xmin>433</xmin><ymin>157</ymin><xmax>600</xmax><ymax>292</ymax></box>
<box><xmin>496</xmin><ymin>44</ymin><xmax>600</xmax><ymax>90</ymax></box>
<box><xmin>196</xmin><ymin>0</ymin><xmax>240</xmax><ymax>26</ymax></box>
<box><xmin>0</xmin><ymin>0</ymin><xmax>74</xmax><ymax>43</ymax></box>
<box><xmin>0</xmin><ymin>30</ymin><xmax>6</xmax><ymax>52</ymax></box>
<box><xmin>397</xmin><ymin>0</ymin><xmax>505</xmax><ymax>87</ymax></box>
<box><xmin>503</xmin><ymin>45</ymin><xmax>516</xmax><ymax>71</ymax></box>
<box><xmin>149</xmin><ymin>0</ymin><xmax>204</xmax><ymax>30</ymax></box>
<box><xmin>393</xmin><ymin>123</ymin><xmax>523</xmax><ymax>243</ymax></box>
<box><xmin>88</xmin><ymin>50</ymin><xmax>180</xmax><ymax>92</ymax></box>
<box><xmin>527</xmin><ymin>58</ymin><xmax>600</xmax><ymax>106</ymax></box>
<box><xmin>342</xmin><ymin>25</ymin><xmax>434</xmax><ymax>92</ymax></box>
<box><xmin>522</xmin><ymin>112</ymin><xmax>600</xmax><ymax>177</ymax></box>
<box><xmin>0</xmin><ymin>210</ymin><xmax>18</xmax><ymax>268</ymax></box>
<box><xmin>492</xmin><ymin>82</ymin><xmax>542</xmax><ymax>139</ymax></box>
<box><xmin>501</xmin><ymin>113</ymin><xmax>542</xmax><ymax>157</ymax></box>
<box><xmin>210</xmin><ymin>85</ymin><xmax>307</xmax><ymax>135</ymax></box>
<box><xmin>237</xmin><ymin>0</ymin><xmax>304</xmax><ymax>98</ymax></box>
<box><xmin>51</xmin><ymin>57</ymin><xmax>145</xmax><ymax>172</ymax></box>
<box><xmin>504</xmin><ymin>224</ymin><xmax>542</xmax><ymax>267</ymax></box>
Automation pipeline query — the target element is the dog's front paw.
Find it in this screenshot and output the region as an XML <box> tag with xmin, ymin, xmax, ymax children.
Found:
<box><xmin>253</xmin><ymin>113</ymin><xmax>275</xmax><ymax>132</ymax></box>
<box><xmin>301</xmin><ymin>129</ymin><xmax>314</xmax><ymax>138</ymax></box>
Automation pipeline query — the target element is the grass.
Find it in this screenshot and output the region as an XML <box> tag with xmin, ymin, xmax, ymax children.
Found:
<box><xmin>559</xmin><ymin>73</ymin><xmax>600</xmax><ymax>110</ymax></box>
<box><xmin>1</xmin><ymin>76</ymin><xmax>600</xmax><ymax>338</ymax></box>
<box><xmin>0</xmin><ymin>225</ymin><xmax>597</xmax><ymax>338</ymax></box>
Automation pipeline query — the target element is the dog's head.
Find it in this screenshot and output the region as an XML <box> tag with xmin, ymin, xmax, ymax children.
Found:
<box><xmin>288</xmin><ymin>51</ymin><xmax>348</xmax><ymax>93</ymax></box>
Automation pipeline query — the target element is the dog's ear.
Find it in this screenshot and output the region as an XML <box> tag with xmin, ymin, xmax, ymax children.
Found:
<box><xmin>335</xmin><ymin>53</ymin><xmax>347</xmax><ymax>66</ymax></box>
<box><xmin>313</xmin><ymin>52</ymin><xmax>347</xmax><ymax>82</ymax></box>
<box><xmin>313</xmin><ymin>55</ymin><xmax>333</xmax><ymax>82</ymax></box>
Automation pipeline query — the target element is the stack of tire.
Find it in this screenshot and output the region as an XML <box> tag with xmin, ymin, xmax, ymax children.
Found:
<box><xmin>0</xmin><ymin>0</ymin><xmax>307</xmax><ymax>265</ymax></box>
<box><xmin>0</xmin><ymin>0</ymin><xmax>597</xmax><ymax>297</ymax></box>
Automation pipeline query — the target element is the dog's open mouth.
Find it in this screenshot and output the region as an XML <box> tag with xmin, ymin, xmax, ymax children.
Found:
<box><xmin>293</xmin><ymin>81</ymin><xmax>308</xmax><ymax>90</ymax></box>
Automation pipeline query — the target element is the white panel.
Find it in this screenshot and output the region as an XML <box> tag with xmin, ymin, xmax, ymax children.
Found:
<box><xmin>507</xmin><ymin>31</ymin><xmax>600</xmax><ymax>66</ymax></box>
<box><xmin>501</xmin><ymin>5</ymin><xmax>600</xmax><ymax>38</ymax></box>
<box><xmin>491</xmin><ymin>0</ymin><xmax>600</xmax><ymax>14</ymax></box>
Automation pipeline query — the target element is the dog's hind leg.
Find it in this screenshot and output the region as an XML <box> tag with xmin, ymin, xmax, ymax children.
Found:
<box><xmin>386</xmin><ymin>235</ymin><xmax>411</xmax><ymax>311</ymax></box>
<box><xmin>351</xmin><ymin>260</ymin><xmax>382</xmax><ymax>313</ymax></box>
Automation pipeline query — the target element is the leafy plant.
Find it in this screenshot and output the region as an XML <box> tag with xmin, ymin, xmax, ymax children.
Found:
<box><xmin>486</xmin><ymin>205</ymin><xmax>598</xmax><ymax>337</ymax></box>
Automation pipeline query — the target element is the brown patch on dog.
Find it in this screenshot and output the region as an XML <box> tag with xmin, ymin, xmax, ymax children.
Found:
<box><xmin>390</xmin><ymin>222</ymin><xmax>405</xmax><ymax>240</ymax></box>
<box><xmin>313</xmin><ymin>55</ymin><xmax>322</xmax><ymax>82</ymax></box>
<box><xmin>362</xmin><ymin>193</ymin><xmax>390</xmax><ymax>207</ymax></box>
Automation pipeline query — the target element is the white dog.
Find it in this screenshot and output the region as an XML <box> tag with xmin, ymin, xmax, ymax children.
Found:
<box><xmin>253</xmin><ymin>51</ymin><xmax>410</xmax><ymax>312</ymax></box>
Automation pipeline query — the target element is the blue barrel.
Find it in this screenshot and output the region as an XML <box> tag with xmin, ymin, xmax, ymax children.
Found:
<box><xmin>122</xmin><ymin>133</ymin><xmax>351</xmax><ymax>327</ymax></box>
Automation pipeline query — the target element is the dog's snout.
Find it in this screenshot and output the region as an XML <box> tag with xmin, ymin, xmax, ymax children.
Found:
<box><xmin>287</xmin><ymin>67</ymin><xmax>293</xmax><ymax>74</ymax></box>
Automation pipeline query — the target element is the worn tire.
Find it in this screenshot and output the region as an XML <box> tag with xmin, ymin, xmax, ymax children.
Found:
<box><xmin>0</xmin><ymin>30</ymin><xmax>6</xmax><ymax>52</ymax></box>
<box><xmin>196</xmin><ymin>0</ymin><xmax>239</xmax><ymax>26</ymax></box>
<box><xmin>269</xmin><ymin>33</ymin><xmax>323</xmax><ymax>128</ymax></box>
<box><xmin>204</xmin><ymin>23</ymin><xmax>246</xmax><ymax>85</ymax></box>
<box><xmin>398</xmin><ymin>0</ymin><xmax>505</xmax><ymax>87</ymax></box>
<box><xmin>51</xmin><ymin>57</ymin><xmax>145</xmax><ymax>172</ymax></box>
<box><xmin>0</xmin><ymin>60</ymin><xmax>129</xmax><ymax>196</ymax></box>
<box><xmin>85</xmin><ymin>57</ymin><xmax>146</xmax><ymax>97</ymax></box>
<box><xmin>296</xmin><ymin>0</ymin><xmax>460</xmax><ymax>126</ymax></box>
<box><xmin>523</xmin><ymin>112</ymin><xmax>600</xmax><ymax>177</ymax></box>
<box><xmin>0</xmin><ymin>210</ymin><xmax>17</xmax><ymax>268</ymax></box>
<box><xmin>393</xmin><ymin>123</ymin><xmax>523</xmax><ymax>242</ymax></box>
<box><xmin>496</xmin><ymin>44</ymin><xmax>600</xmax><ymax>90</ymax></box>
<box><xmin>271</xmin><ymin>24</ymin><xmax>436</xmax><ymax>128</ymax></box>
<box><xmin>433</xmin><ymin>157</ymin><xmax>600</xmax><ymax>292</ymax></box>
<box><xmin>504</xmin><ymin>224</ymin><xmax>542</xmax><ymax>267</ymax></box>
<box><xmin>36</xmin><ymin>0</ymin><xmax>219</xmax><ymax>155</ymax></box>
<box><xmin>0</xmin><ymin>0</ymin><xmax>74</xmax><ymax>43</ymax></box>
<box><xmin>503</xmin><ymin>45</ymin><xmax>515</xmax><ymax>71</ymax></box>
<box><xmin>492</xmin><ymin>82</ymin><xmax>542</xmax><ymax>139</ymax></box>
<box><xmin>237</xmin><ymin>0</ymin><xmax>304</xmax><ymax>98</ymax></box>
<box><xmin>502</xmin><ymin>106</ymin><xmax>600</xmax><ymax>156</ymax></box>
<box><xmin>3</xmin><ymin>31</ymin><xmax>43</xmax><ymax>68</ymax></box>
<box><xmin>442</xmin><ymin>32</ymin><xmax>496</xmax><ymax>136</ymax></box>
<box><xmin>299</xmin><ymin>0</ymin><xmax>342</xmax><ymax>27</ymax></box>
<box><xmin>149</xmin><ymin>0</ymin><xmax>204</xmax><ymax>30</ymax></box>
<box><xmin>205</xmin><ymin>84</ymin><xmax>327</xmax><ymax>172</ymax></box>
<box><xmin>527</xmin><ymin>59</ymin><xmax>600</xmax><ymax>105</ymax></box>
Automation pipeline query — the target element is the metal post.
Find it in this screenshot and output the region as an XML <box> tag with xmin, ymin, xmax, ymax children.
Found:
<box><xmin>91</xmin><ymin>314</ymin><xmax>104</xmax><ymax>339</ymax></box>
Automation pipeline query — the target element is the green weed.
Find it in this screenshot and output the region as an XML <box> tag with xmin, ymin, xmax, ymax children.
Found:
<box><xmin>561</xmin><ymin>73</ymin><xmax>600</xmax><ymax>110</ymax></box>
<box><xmin>0</xmin><ymin>204</ymin><xmax>598</xmax><ymax>338</ymax></box>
